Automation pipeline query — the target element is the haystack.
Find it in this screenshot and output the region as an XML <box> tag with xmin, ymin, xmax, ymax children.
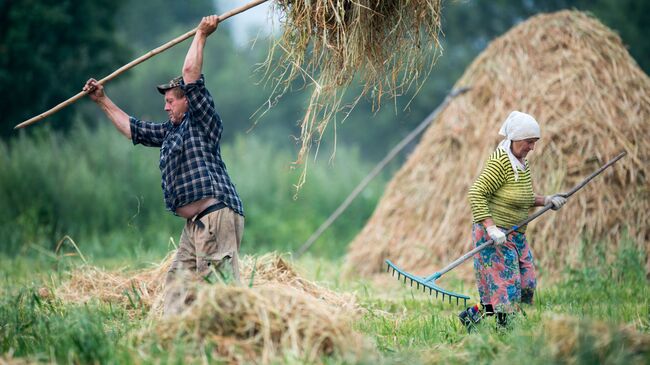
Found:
<box><xmin>345</xmin><ymin>11</ymin><xmax>649</xmax><ymax>280</ymax></box>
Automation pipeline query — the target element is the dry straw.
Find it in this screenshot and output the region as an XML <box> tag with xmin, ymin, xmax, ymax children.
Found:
<box><xmin>54</xmin><ymin>253</ymin><xmax>356</xmax><ymax>313</ymax></box>
<box><xmin>542</xmin><ymin>314</ymin><xmax>650</xmax><ymax>363</ymax></box>
<box><xmin>52</xmin><ymin>253</ymin><xmax>364</xmax><ymax>363</ymax></box>
<box><xmin>345</xmin><ymin>11</ymin><xmax>649</xmax><ymax>279</ymax></box>
<box><xmin>147</xmin><ymin>283</ymin><xmax>365</xmax><ymax>363</ymax></box>
<box><xmin>262</xmin><ymin>0</ymin><xmax>442</xmax><ymax>188</ymax></box>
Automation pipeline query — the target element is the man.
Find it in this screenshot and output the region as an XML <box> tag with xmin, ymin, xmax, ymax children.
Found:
<box><xmin>83</xmin><ymin>15</ymin><xmax>244</xmax><ymax>315</ymax></box>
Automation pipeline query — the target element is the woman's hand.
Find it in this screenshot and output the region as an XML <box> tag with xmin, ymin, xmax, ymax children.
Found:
<box><xmin>486</xmin><ymin>225</ymin><xmax>506</xmax><ymax>245</ymax></box>
<box><xmin>544</xmin><ymin>194</ymin><xmax>567</xmax><ymax>210</ymax></box>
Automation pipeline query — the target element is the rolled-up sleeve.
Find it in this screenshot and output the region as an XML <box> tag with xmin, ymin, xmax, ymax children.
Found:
<box><xmin>130</xmin><ymin>116</ymin><xmax>169</xmax><ymax>147</ymax></box>
<box><xmin>181</xmin><ymin>75</ymin><xmax>222</xmax><ymax>142</ymax></box>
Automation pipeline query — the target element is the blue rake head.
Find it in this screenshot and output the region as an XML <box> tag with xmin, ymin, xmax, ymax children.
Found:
<box><xmin>385</xmin><ymin>259</ymin><xmax>469</xmax><ymax>307</ymax></box>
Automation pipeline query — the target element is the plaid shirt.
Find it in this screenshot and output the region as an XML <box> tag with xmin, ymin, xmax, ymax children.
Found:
<box><xmin>129</xmin><ymin>75</ymin><xmax>244</xmax><ymax>216</ymax></box>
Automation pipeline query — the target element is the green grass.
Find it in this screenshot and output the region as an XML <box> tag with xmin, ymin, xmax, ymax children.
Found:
<box><xmin>0</xmin><ymin>242</ymin><xmax>647</xmax><ymax>364</ymax></box>
<box><xmin>353</xmin><ymin>239</ymin><xmax>649</xmax><ymax>364</ymax></box>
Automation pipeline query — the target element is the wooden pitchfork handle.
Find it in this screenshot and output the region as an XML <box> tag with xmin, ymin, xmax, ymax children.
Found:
<box><xmin>14</xmin><ymin>0</ymin><xmax>269</xmax><ymax>130</ymax></box>
<box><xmin>427</xmin><ymin>151</ymin><xmax>627</xmax><ymax>281</ymax></box>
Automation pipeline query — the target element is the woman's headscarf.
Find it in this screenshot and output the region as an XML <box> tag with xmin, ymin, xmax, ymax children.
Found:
<box><xmin>497</xmin><ymin>111</ymin><xmax>541</xmax><ymax>181</ymax></box>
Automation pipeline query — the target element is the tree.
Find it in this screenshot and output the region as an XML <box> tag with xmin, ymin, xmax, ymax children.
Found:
<box><xmin>0</xmin><ymin>0</ymin><xmax>132</xmax><ymax>137</ymax></box>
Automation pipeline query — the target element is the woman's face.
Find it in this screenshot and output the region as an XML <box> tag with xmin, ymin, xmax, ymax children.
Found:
<box><xmin>511</xmin><ymin>138</ymin><xmax>539</xmax><ymax>159</ymax></box>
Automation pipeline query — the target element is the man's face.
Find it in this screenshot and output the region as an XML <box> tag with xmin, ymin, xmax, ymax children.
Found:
<box><xmin>164</xmin><ymin>89</ymin><xmax>188</xmax><ymax>124</ymax></box>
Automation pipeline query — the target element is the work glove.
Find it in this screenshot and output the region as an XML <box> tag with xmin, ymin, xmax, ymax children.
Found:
<box><xmin>544</xmin><ymin>194</ymin><xmax>567</xmax><ymax>210</ymax></box>
<box><xmin>486</xmin><ymin>225</ymin><xmax>506</xmax><ymax>245</ymax></box>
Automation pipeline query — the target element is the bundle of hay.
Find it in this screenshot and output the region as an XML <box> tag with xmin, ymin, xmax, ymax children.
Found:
<box><xmin>146</xmin><ymin>283</ymin><xmax>366</xmax><ymax>363</ymax></box>
<box><xmin>266</xmin><ymin>0</ymin><xmax>442</xmax><ymax>187</ymax></box>
<box><xmin>52</xmin><ymin>253</ymin><xmax>364</xmax><ymax>362</ymax></box>
<box><xmin>53</xmin><ymin>253</ymin><xmax>172</xmax><ymax>315</ymax></box>
<box><xmin>345</xmin><ymin>11</ymin><xmax>649</xmax><ymax>279</ymax></box>
<box><xmin>54</xmin><ymin>253</ymin><xmax>355</xmax><ymax>316</ymax></box>
<box><xmin>542</xmin><ymin>314</ymin><xmax>650</xmax><ymax>363</ymax></box>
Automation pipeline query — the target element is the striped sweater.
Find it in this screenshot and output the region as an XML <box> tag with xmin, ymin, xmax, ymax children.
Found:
<box><xmin>468</xmin><ymin>148</ymin><xmax>535</xmax><ymax>232</ymax></box>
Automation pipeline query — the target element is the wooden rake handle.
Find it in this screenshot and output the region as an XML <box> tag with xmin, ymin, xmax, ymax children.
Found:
<box><xmin>14</xmin><ymin>0</ymin><xmax>269</xmax><ymax>130</ymax></box>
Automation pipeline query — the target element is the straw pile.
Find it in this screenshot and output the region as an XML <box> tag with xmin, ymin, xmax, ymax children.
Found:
<box><xmin>542</xmin><ymin>314</ymin><xmax>650</xmax><ymax>363</ymax></box>
<box><xmin>265</xmin><ymin>0</ymin><xmax>442</xmax><ymax>188</ymax></box>
<box><xmin>52</xmin><ymin>252</ymin><xmax>364</xmax><ymax>362</ymax></box>
<box><xmin>345</xmin><ymin>11</ymin><xmax>650</xmax><ymax>279</ymax></box>
<box><xmin>53</xmin><ymin>253</ymin><xmax>172</xmax><ymax>315</ymax></box>
<box><xmin>54</xmin><ymin>252</ymin><xmax>355</xmax><ymax>314</ymax></box>
<box><xmin>147</xmin><ymin>283</ymin><xmax>365</xmax><ymax>363</ymax></box>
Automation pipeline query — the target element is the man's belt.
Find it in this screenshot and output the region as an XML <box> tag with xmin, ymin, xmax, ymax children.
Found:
<box><xmin>190</xmin><ymin>201</ymin><xmax>227</xmax><ymax>229</ymax></box>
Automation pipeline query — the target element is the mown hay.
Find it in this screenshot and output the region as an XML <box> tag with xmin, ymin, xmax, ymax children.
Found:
<box><xmin>265</xmin><ymin>0</ymin><xmax>442</xmax><ymax>188</ymax></box>
<box><xmin>53</xmin><ymin>252</ymin><xmax>172</xmax><ymax>314</ymax></box>
<box><xmin>345</xmin><ymin>11</ymin><xmax>649</xmax><ymax>279</ymax></box>
<box><xmin>147</xmin><ymin>283</ymin><xmax>365</xmax><ymax>363</ymax></box>
<box><xmin>52</xmin><ymin>253</ymin><xmax>364</xmax><ymax>362</ymax></box>
<box><xmin>542</xmin><ymin>314</ymin><xmax>650</xmax><ymax>364</ymax></box>
<box><xmin>54</xmin><ymin>253</ymin><xmax>355</xmax><ymax>315</ymax></box>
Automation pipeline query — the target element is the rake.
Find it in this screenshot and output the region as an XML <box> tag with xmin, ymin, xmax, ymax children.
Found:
<box><xmin>386</xmin><ymin>151</ymin><xmax>627</xmax><ymax>306</ymax></box>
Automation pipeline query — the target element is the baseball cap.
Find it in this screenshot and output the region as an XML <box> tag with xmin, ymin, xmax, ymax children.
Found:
<box><xmin>156</xmin><ymin>76</ymin><xmax>183</xmax><ymax>94</ymax></box>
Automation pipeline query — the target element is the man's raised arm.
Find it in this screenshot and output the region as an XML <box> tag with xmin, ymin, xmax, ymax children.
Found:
<box><xmin>83</xmin><ymin>78</ymin><xmax>131</xmax><ymax>139</ymax></box>
<box><xmin>182</xmin><ymin>15</ymin><xmax>219</xmax><ymax>84</ymax></box>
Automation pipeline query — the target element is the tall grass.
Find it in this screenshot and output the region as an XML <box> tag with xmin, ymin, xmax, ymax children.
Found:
<box><xmin>0</xmin><ymin>289</ymin><xmax>134</xmax><ymax>364</ymax></box>
<box><xmin>1</xmin><ymin>121</ymin><xmax>388</xmax><ymax>260</ymax></box>
<box><xmin>0</xmin><ymin>239</ymin><xmax>646</xmax><ymax>364</ymax></box>
<box><xmin>355</xmin><ymin>239</ymin><xmax>649</xmax><ymax>364</ymax></box>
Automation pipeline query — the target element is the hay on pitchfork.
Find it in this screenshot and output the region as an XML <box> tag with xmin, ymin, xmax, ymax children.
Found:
<box><xmin>345</xmin><ymin>10</ymin><xmax>650</xmax><ymax>279</ymax></box>
<box><xmin>263</xmin><ymin>0</ymin><xmax>443</xmax><ymax>188</ymax></box>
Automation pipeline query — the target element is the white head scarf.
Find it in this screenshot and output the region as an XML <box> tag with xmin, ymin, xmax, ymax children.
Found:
<box><xmin>497</xmin><ymin>111</ymin><xmax>541</xmax><ymax>181</ymax></box>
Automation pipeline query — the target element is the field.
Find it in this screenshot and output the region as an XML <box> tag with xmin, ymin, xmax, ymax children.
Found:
<box><xmin>1</xmin><ymin>237</ymin><xmax>648</xmax><ymax>364</ymax></box>
<box><xmin>2</xmin><ymin>123</ymin><xmax>649</xmax><ymax>365</ymax></box>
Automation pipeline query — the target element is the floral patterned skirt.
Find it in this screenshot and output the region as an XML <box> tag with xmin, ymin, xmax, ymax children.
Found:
<box><xmin>472</xmin><ymin>223</ymin><xmax>537</xmax><ymax>313</ymax></box>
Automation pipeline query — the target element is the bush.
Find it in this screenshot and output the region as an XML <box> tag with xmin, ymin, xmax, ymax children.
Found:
<box><xmin>1</xmin><ymin>122</ymin><xmax>388</xmax><ymax>259</ymax></box>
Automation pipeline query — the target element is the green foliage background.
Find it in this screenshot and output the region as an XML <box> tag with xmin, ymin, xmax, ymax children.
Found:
<box><xmin>1</xmin><ymin>0</ymin><xmax>648</xmax><ymax>258</ymax></box>
<box><xmin>0</xmin><ymin>122</ymin><xmax>387</xmax><ymax>259</ymax></box>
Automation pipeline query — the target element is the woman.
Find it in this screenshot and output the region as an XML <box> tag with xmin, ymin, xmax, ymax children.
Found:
<box><xmin>465</xmin><ymin>111</ymin><xmax>566</xmax><ymax>328</ymax></box>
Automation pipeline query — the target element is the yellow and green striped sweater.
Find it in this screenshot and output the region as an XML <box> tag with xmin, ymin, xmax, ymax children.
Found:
<box><xmin>468</xmin><ymin>148</ymin><xmax>535</xmax><ymax>232</ymax></box>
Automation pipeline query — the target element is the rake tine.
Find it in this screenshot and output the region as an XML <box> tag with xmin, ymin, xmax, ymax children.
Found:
<box><xmin>386</xmin><ymin>263</ymin><xmax>390</xmax><ymax>272</ymax></box>
<box><xmin>385</xmin><ymin>259</ymin><xmax>470</xmax><ymax>305</ymax></box>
